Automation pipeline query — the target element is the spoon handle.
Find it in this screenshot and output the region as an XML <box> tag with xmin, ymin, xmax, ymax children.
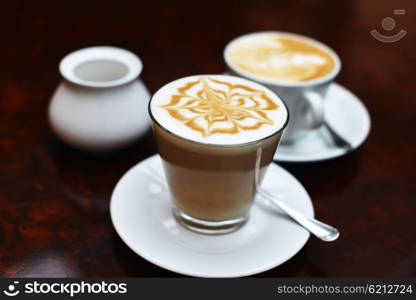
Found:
<box><xmin>323</xmin><ymin>122</ymin><xmax>353</xmax><ymax>151</ymax></box>
<box><xmin>257</xmin><ymin>188</ymin><xmax>340</xmax><ymax>242</ymax></box>
<box><xmin>147</xmin><ymin>164</ymin><xmax>340</xmax><ymax>242</ymax></box>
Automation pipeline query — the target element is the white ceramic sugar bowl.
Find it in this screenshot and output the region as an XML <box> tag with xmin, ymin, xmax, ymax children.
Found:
<box><xmin>49</xmin><ymin>46</ymin><xmax>150</xmax><ymax>152</ymax></box>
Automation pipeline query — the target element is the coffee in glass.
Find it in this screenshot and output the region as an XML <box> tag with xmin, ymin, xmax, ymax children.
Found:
<box><xmin>149</xmin><ymin>75</ymin><xmax>288</xmax><ymax>234</ymax></box>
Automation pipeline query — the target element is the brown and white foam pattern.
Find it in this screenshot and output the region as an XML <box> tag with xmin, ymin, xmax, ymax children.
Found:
<box><xmin>150</xmin><ymin>75</ymin><xmax>288</xmax><ymax>145</ymax></box>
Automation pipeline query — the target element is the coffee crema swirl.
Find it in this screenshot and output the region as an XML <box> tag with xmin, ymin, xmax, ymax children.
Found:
<box><xmin>159</xmin><ymin>77</ymin><xmax>278</xmax><ymax>137</ymax></box>
<box><xmin>227</xmin><ymin>35</ymin><xmax>335</xmax><ymax>82</ymax></box>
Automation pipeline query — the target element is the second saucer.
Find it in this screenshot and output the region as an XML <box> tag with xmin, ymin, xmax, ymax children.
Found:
<box><xmin>275</xmin><ymin>83</ymin><xmax>371</xmax><ymax>163</ymax></box>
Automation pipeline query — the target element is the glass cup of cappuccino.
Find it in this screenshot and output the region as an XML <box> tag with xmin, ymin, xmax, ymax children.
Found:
<box><xmin>149</xmin><ymin>75</ymin><xmax>288</xmax><ymax>234</ymax></box>
<box><xmin>224</xmin><ymin>32</ymin><xmax>341</xmax><ymax>143</ymax></box>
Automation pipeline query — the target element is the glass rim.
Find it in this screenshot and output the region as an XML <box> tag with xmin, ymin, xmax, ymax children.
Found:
<box><xmin>148</xmin><ymin>75</ymin><xmax>290</xmax><ymax>148</ymax></box>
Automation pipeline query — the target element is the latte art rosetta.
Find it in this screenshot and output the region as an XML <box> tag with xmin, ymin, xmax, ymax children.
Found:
<box><xmin>228</xmin><ymin>36</ymin><xmax>335</xmax><ymax>82</ymax></box>
<box><xmin>159</xmin><ymin>77</ymin><xmax>278</xmax><ymax>137</ymax></box>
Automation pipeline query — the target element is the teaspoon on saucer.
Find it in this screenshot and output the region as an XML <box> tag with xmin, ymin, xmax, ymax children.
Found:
<box><xmin>322</xmin><ymin>122</ymin><xmax>353</xmax><ymax>151</ymax></box>
<box><xmin>145</xmin><ymin>165</ymin><xmax>340</xmax><ymax>242</ymax></box>
<box><xmin>256</xmin><ymin>188</ymin><xmax>339</xmax><ymax>241</ymax></box>
<box><xmin>302</xmin><ymin>91</ymin><xmax>353</xmax><ymax>151</ymax></box>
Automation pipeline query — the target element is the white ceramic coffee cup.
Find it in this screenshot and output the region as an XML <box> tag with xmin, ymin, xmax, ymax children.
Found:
<box><xmin>224</xmin><ymin>31</ymin><xmax>341</xmax><ymax>143</ymax></box>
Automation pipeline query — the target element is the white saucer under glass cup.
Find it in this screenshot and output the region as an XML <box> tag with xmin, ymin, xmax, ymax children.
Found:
<box><xmin>110</xmin><ymin>154</ymin><xmax>314</xmax><ymax>277</ymax></box>
<box><xmin>224</xmin><ymin>31</ymin><xmax>341</xmax><ymax>144</ymax></box>
<box><xmin>148</xmin><ymin>75</ymin><xmax>288</xmax><ymax>234</ymax></box>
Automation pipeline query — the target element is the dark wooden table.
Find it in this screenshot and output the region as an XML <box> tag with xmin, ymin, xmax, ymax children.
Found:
<box><xmin>1</xmin><ymin>0</ymin><xmax>415</xmax><ymax>277</ymax></box>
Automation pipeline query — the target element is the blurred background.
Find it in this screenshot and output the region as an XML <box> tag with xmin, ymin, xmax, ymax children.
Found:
<box><xmin>0</xmin><ymin>0</ymin><xmax>414</xmax><ymax>277</ymax></box>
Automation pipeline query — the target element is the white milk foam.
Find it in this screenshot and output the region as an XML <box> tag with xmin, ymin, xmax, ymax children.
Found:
<box><xmin>150</xmin><ymin>75</ymin><xmax>288</xmax><ymax>145</ymax></box>
<box><xmin>225</xmin><ymin>32</ymin><xmax>335</xmax><ymax>82</ymax></box>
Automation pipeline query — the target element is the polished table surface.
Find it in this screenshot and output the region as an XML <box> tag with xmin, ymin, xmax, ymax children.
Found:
<box><xmin>1</xmin><ymin>0</ymin><xmax>415</xmax><ymax>277</ymax></box>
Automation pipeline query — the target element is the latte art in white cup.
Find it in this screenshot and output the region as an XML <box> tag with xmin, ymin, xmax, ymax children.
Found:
<box><xmin>149</xmin><ymin>75</ymin><xmax>288</xmax><ymax>234</ymax></box>
<box><xmin>224</xmin><ymin>32</ymin><xmax>341</xmax><ymax>143</ymax></box>
<box><xmin>225</xmin><ymin>32</ymin><xmax>337</xmax><ymax>83</ymax></box>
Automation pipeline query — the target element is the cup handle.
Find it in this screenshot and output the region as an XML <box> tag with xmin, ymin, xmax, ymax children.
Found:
<box><xmin>299</xmin><ymin>91</ymin><xmax>324</xmax><ymax>129</ymax></box>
